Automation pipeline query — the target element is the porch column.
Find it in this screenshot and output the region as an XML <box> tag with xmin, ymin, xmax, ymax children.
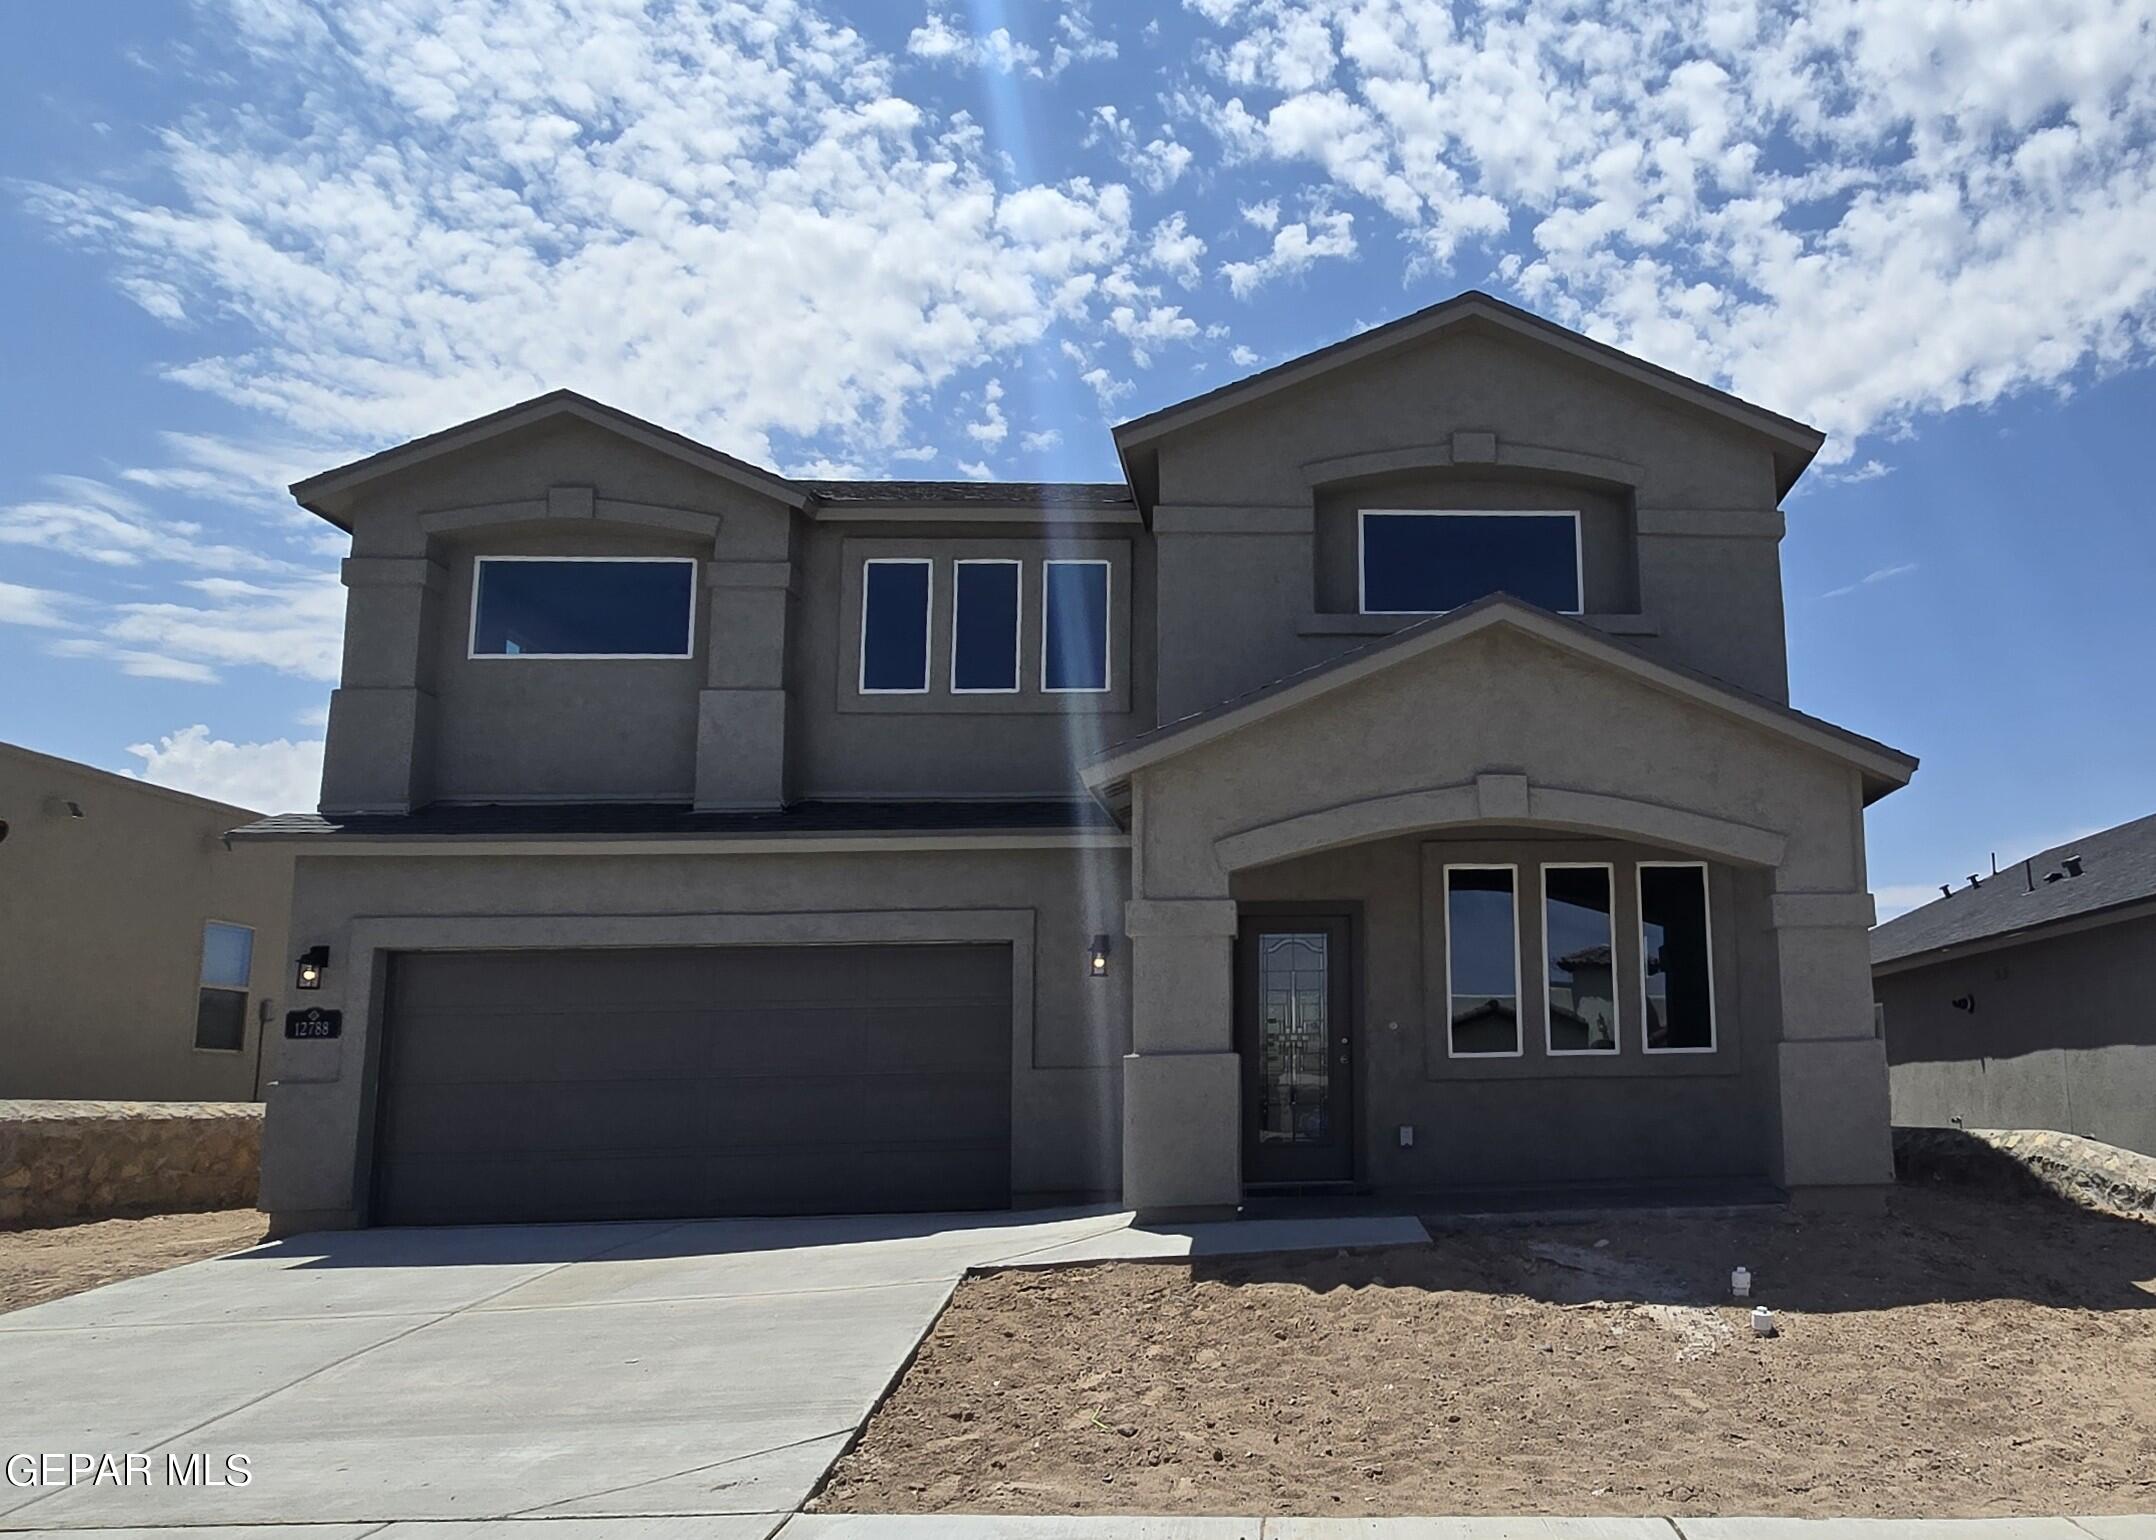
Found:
<box><xmin>1122</xmin><ymin>897</ymin><xmax>1241</xmax><ymax>1220</ymax></box>
<box><xmin>694</xmin><ymin>557</ymin><xmax>793</xmax><ymax>809</ymax></box>
<box><xmin>1769</xmin><ymin>888</ymin><xmax>1894</xmax><ymax>1196</ymax></box>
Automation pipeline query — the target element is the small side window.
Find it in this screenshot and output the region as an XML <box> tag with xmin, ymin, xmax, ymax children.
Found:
<box><xmin>1445</xmin><ymin>865</ymin><xmax>1521</xmax><ymax>1057</ymax></box>
<box><xmin>860</xmin><ymin>558</ymin><xmax>932</xmax><ymax>693</ymax></box>
<box><xmin>1042</xmin><ymin>559</ymin><xmax>1110</xmax><ymax>693</ymax></box>
<box><xmin>196</xmin><ymin>921</ymin><xmax>254</xmax><ymax>1053</ymax></box>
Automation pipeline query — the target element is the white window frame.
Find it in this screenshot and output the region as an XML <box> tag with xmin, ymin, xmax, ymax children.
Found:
<box><xmin>950</xmin><ymin>558</ymin><xmax>1023</xmax><ymax>695</ymax></box>
<box><xmin>859</xmin><ymin>556</ymin><xmax>934</xmax><ymax>696</ymax></box>
<box><xmin>1540</xmin><ymin>861</ymin><xmax>1620</xmax><ymax>1058</ymax></box>
<box><xmin>194</xmin><ymin>918</ymin><xmax>254</xmax><ymax>1056</ymax></box>
<box><xmin>1443</xmin><ymin>862</ymin><xmax>1523</xmax><ymax>1060</ymax></box>
<box><xmin>1637</xmin><ymin>860</ymin><xmax>1717</xmax><ymax>1055</ymax></box>
<box><xmin>1041</xmin><ymin>558</ymin><xmax>1113</xmax><ymax>695</ymax></box>
<box><xmin>467</xmin><ymin>555</ymin><xmax>699</xmax><ymax>660</ymax></box>
<box><xmin>1357</xmin><ymin>509</ymin><xmax>1585</xmax><ymax>617</ymax></box>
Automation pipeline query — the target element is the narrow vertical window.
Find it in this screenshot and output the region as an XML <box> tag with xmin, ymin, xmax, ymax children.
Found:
<box><xmin>195</xmin><ymin>921</ymin><xmax>254</xmax><ymax>1052</ymax></box>
<box><xmin>1544</xmin><ymin>864</ymin><xmax>1617</xmax><ymax>1053</ymax></box>
<box><xmin>951</xmin><ymin>559</ymin><xmax>1021</xmax><ymax>693</ymax></box>
<box><xmin>1042</xmin><ymin>559</ymin><xmax>1110</xmax><ymax>692</ymax></box>
<box><xmin>1446</xmin><ymin>865</ymin><xmax>1520</xmax><ymax>1056</ymax></box>
<box><xmin>1640</xmin><ymin>862</ymin><xmax>1715</xmax><ymax>1052</ymax></box>
<box><xmin>860</xmin><ymin>558</ymin><xmax>931</xmax><ymax>693</ymax></box>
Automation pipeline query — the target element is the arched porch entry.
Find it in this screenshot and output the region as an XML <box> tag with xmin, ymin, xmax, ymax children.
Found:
<box><xmin>1087</xmin><ymin>601</ymin><xmax>1911</xmax><ymax>1218</ymax></box>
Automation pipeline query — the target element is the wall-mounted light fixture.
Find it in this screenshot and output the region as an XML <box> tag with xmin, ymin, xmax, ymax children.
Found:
<box><xmin>295</xmin><ymin>945</ymin><xmax>330</xmax><ymax>991</ymax></box>
<box><xmin>1950</xmin><ymin>993</ymin><xmax>1976</xmax><ymax>1014</ymax></box>
<box><xmin>1087</xmin><ymin>934</ymin><xmax>1111</xmax><ymax>978</ymax></box>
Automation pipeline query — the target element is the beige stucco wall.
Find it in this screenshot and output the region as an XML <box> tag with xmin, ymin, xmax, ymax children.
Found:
<box><xmin>0</xmin><ymin>744</ymin><xmax>293</xmax><ymax>1102</ymax></box>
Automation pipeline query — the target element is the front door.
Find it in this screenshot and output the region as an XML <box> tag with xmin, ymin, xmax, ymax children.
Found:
<box><xmin>1237</xmin><ymin>915</ymin><xmax>1355</xmax><ymax>1185</ymax></box>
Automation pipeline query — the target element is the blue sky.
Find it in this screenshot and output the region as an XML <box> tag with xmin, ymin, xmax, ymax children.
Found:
<box><xmin>1</xmin><ymin>0</ymin><xmax>2153</xmax><ymax>917</ymax></box>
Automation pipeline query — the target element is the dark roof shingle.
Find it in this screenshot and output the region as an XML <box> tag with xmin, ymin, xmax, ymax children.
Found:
<box><xmin>228</xmin><ymin>798</ymin><xmax>1117</xmax><ymax>841</ymax></box>
<box><xmin>801</xmin><ymin>480</ymin><xmax>1133</xmax><ymax>508</ymax></box>
<box><xmin>1871</xmin><ymin>811</ymin><xmax>2156</xmax><ymax>965</ymax></box>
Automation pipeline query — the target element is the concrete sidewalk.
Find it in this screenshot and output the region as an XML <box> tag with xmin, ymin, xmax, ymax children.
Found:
<box><xmin>0</xmin><ymin>1208</ymin><xmax>1427</xmax><ymax>1535</ymax></box>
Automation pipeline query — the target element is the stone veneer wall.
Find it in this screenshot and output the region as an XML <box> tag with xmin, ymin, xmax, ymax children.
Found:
<box><xmin>1895</xmin><ymin>1125</ymin><xmax>2156</xmax><ymax>1219</ymax></box>
<box><xmin>0</xmin><ymin>1100</ymin><xmax>262</xmax><ymax>1227</ymax></box>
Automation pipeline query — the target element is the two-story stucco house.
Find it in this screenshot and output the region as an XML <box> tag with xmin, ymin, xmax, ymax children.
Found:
<box><xmin>233</xmin><ymin>291</ymin><xmax>1916</xmax><ymax>1233</ymax></box>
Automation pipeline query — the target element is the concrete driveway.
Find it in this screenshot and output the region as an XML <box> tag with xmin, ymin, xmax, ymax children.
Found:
<box><xmin>0</xmin><ymin>1208</ymin><xmax>1426</xmax><ymax>1537</ymax></box>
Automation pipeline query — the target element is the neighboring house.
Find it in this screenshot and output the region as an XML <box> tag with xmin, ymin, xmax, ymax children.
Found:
<box><xmin>0</xmin><ymin>741</ymin><xmax>293</xmax><ymax>1102</ymax></box>
<box><xmin>1872</xmin><ymin>814</ymin><xmax>2156</xmax><ymax>1158</ymax></box>
<box><xmin>230</xmin><ymin>290</ymin><xmax>1917</xmax><ymax>1233</ymax></box>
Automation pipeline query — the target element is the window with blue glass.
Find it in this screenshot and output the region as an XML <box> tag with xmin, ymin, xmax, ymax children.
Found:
<box><xmin>1359</xmin><ymin>510</ymin><xmax>1582</xmax><ymax>615</ymax></box>
<box><xmin>1042</xmin><ymin>559</ymin><xmax>1110</xmax><ymax>692</ymax></box>
<box><xmin>860</xmin><ymin>558</ymin><xmax>932</xmax><ymax>693</ymax></box>
<box><xmin>951</xmin><ymin>560</ymin><xmax>1021</xmax><ymax>693</ymax></box>
<box><xmin>470</xmin><ymin>558</ymin><xmax>696</xmax><ymax>657</ymax></box>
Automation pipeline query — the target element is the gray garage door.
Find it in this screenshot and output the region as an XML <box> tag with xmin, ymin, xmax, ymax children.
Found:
<box><xmin>372</xmin><ymin>944</ymin><xmax>1012</xmax><ymax>1225</ymax></box>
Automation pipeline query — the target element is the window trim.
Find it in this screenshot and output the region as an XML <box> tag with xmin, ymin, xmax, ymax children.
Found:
<box><xmin>858</xmin><ymin>556</ymin><xmax>934</xmax><ymax>696</ymax></box>
<box><xmin>1637</xmin><ymin>859</ymin><xmax>1717</xmax><ymax>1055</ymax></box>
<box><xmin>950</xmin><ymin>557</ymin><xmax>1023</xmax><ymax>695</ymax></box>
<box><xmin>1041</xmin><ymin>557</ymin><xmax>1113</xmax><ymax>695</ymax></box>
<box><xmin>1442</xmin><ymin>861</ymin><xmax>1523</xmax><ymax>1060</ymax></box>
<box><xmin>1540</xmin><ymin>861</ymin><xmax>1620</xmax><ymax>1058</ymax></box>
<box><xmin>194</xmin><ymin>918</ymin><xmax>255</xmax><ymax>1056</ymax></box>
<box><xmin>1356</xmin><ymin>508</ymin><xmax>1585</xmax><ymax>617</ymax></box>
<box><xmin>467</xmin><ymin>554</ymin><xmax>699</xmax><ymax>661</ymax></box>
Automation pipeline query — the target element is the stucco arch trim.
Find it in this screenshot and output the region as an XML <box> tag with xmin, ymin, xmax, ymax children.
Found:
<box><xmin>1213</xmin><ymin>776</ymin><xmax>1787</xmax><ymax>873</ymax></box>
<box><xmin>1299</xmin><ymin>441</ymin><xmax>1644</xmax><ymax>493</ymax></box>
<box><xmin>416</xmin><ymin>494</ymin><xmax>725</xmax><ymax>541</ymax></box>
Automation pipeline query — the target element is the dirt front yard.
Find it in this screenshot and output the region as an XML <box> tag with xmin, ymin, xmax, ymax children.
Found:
<box><xmin>0</xmin><ymin>1210</ymin><xmax>269</xmax><ymax>1315</ymax></box>
<box><xmin>818</xmin><ymin>1187</ymin><xmax>2156</xmax><ymax>1518</ymax></box>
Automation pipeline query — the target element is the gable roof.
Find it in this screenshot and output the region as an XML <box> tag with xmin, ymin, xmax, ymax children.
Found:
<box><xmin>0</xmin><ymin>738</ymin><xmax>265</xmax><ymax>820</ymax></box>
<box><xmin>1082</xmin><ymin>593</ymin><xmax>1916</xmax><ymax>810</ymax></box>
<box><xmin>289</xmin><ymin>393</ymin><xmax>1139</xmax><ymax>530</ymax></box>
<box><xmin>1871</xmin><ymin>811</ymin><xmax>2156</xmax><ymax>969</ymax></box>
<box><xmin>292</xmin><ymin>390</ymin><xmax>809</xmax><ymax>528</ymax></box>
<box><xmin>1112</xmin><ymin>290</ymin><xmax>1826</xmax><ymax>503</ymax></box>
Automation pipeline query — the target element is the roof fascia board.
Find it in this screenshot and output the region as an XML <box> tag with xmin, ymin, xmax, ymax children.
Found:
<box><xmin>222</xmin><ymin>830</ymin><xmax>1131</xmax><ymax>855</ymax></box>
<box><xmin>808</xmin><ymin>502</ymin><xmax>1142</xmax><ymax>525</ymax></box>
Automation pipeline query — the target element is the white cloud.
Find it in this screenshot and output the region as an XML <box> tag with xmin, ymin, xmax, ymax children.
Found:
<box><xmin>1109</xmin><ymin>302</ymin><xmax>1201</xmax><ymax>367</ymax></box>
<box><xmin>964</xmin><ymin>378</ymin><xmax>1009</xmax><ymax>447</ymax></box>
<box><xmin>1177</xmin><ymin>0</ymin><xmax>2156</xmax><ymax>456</ymax></box>
<box><xmin>0</xmin><ymin>475</ymin><xmax>305</xmax><ymax>574</ymax></box>
<box><xmin>1220</xmin><ymin>210</ymin><xmax>1358</xmax><ymax>296</ymax></box>
<box><xmin>1088</xmin><ymin>106</ymin><xmax>1196</xmax><ymax>192</ymax></box>
<box><xmin>907</xmin><ymin>15</ymin><xmax>1038</xmax><ymax>75</ymax></box>
<box><xmin>1229</xmin><ymin>343</ymin><xmax>1260</xmax><ymax>366</ymax></box>
<box><xmin>1019</xmin><ymin>428</ymin><xmax>1062</xmax><ymax>452</ymax></box>
<box><xmin>32</xmin><ymin>1</ymin><xmax>1143</xmax><ymax>475</ymax></box>
<box><xmin>123</xmin><ymin>725</ymin><xmax>324</xmax><ymax>814</ymax></box>
<box><xmin>47</xmin><ymin>573</ymin><xmax>347</xmax><ymax>685</ymax></box>
<box><xmin>0</xmin><ymin>580</ymin><xmax>71</xmax><ymax>628</ymax></box>
<box><xmin>1821</xmin><ymin>561</ymin><xmax>1919</xmax><ymax>600</ymax></box>
<box><xmin>1080</xmin><ymin>366</ymin><xmax>1133</xmax><ymax>410</ymax></box>
<box><xmin>956</xmin><ymin>458</ymin><xmax>995</xmax><ymax>480</ymax></box>
<box><xmin>1147</xmin><ymin>212</ymin><xmax>1208</xmax><ymax>288</ymax></box>
<box><xmin>1872</xmin><ymin>883</ymin><xmax>1942</xmax><ymax>923</ymax></box>
<box><xmin>1241</xmin><ymin>198</ymin><xmax>1281</xmax><ymax>230</ymax></box>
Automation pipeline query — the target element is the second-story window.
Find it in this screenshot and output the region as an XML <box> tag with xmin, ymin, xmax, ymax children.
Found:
<box><xmin>1358</xmin><ymin>510</ymin><xmax>1582</xmax><ymax>616</ymax></box>
<box><xmin>1042</xmin><ymin>559</ymin><xmax>1110</xmax><ymax>693</ymax></box>
<box><xmin>860</xmin><ymin>558</ymin><xmax>932</xmax><ymax>693</ymax></box>
<box><xmin>951</xmin><ymin>559</ymin><xmax>1021</xmax><ymax>693</ymax></box>
<box><xmin>470</xmin><ymin>557</ymin><xmax>696</xmax><ymax>658</ymax></box>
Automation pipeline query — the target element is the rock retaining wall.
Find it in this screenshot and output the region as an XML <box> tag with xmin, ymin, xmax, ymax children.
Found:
<box><xmin>0</xmin><ymin>1100</ymin><xmax>262</xmax><ymax>1227</ymax></box>
<box><xmin>1895</xmin><ymin>1125</ymin><xmax>2156</xmax><ymax>1219</ymax></box>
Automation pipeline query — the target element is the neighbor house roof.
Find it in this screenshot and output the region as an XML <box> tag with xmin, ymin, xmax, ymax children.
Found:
<box><xmin>227</xmin><ymin>798</ymin><xmax>1118</xmax><ymax>843</ymax></box>
<box><xmin>1111</xmin><ymin>289</ymin><xmax>1827</xmax><ymax>503</ymax></box>
<box><xmin>1871</xmin><ymin>811</ymin><xmax>2156</xmax><ymax>969</ymax></box>
<box><xmin>0</xmin><ymin>739</ymin><xmax>264</xmax><ymax>821</ymax></box>
<box><xmin>1081</xmin><ymin>593</ymin><xmax>1917</xmax><ymax>810</ymax></box>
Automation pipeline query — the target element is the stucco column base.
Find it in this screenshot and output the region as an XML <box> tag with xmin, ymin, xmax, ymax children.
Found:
<box><xmin>1123</xmin><ymin>1051</ymin><xmax>1240</xmax><ymax>1217</ymax></box>
<box><xmin>1776</xmin><ymin>1036</ymin><xmax>1894</xmax><ymax>1187</ymax></box>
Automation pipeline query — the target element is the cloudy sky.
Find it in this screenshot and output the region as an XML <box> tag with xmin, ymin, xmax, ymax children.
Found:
<box><xmin>3</xmin><ymin>0</ymin><xmax>2154</xmax><ymax>915</ymax></box>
